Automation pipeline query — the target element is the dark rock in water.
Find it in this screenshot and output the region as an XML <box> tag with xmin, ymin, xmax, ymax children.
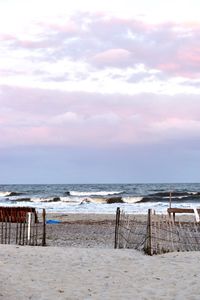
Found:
<box><xmin>64</xmin><ymin>191</ymin><xmax>70</xmax><ymax>196</ymax></box>
<box><xmin>106</xmin><ymin>197</ymin><xmax>124</xmax><ymax>204</ymax></box>
<box><xmin>16</xmin><ymin>198</ymin><xmax>31</xmax><ymax>202</ymax></box>
<box><xmin>52</xmin><ymin>197</ymin><xmax>61</xmax><ymax>202</ymax></box>
<box><xmin>149</xmin><ymin>191</ymin><xmax>196</xmax><ymax>197</ymax></box>
<box><xmin>43</xmin><ymin>197</ymin><xmax>61</xmax><ymax>202</ymax></box>
<box><xmin>138</xmin><ymin>197</ymin><xmax>154</xmax><ymax>203</ymax></box>
<box><xmin>149</xmin><ymin>192</ymin><xmax>170</xmax><ymax>197</ymax></box>
<box><xmin>8</xmin><ymin>192</ymin><xmax>24</xmax><ymax>196</ymax></box>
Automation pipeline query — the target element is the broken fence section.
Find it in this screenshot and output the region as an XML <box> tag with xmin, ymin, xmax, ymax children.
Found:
<box><xmin>115</xmin><ymin>208</ymin><xmax>200</xmax><ymax>255</ymax></box>
<box><xmin>115</xmin><ymin>207</ymin><xmax>147</xmax><ymax>251</ymax></box>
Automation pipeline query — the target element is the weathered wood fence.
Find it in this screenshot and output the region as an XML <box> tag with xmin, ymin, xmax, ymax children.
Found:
<box><xmin>0</xmin><ymin>207</ymin><xmax>46</xmax><ymax>246</ymax></box>
<box><xmin>115</xmin><ymin>207</ymin><xmax>147</xmax><ymax>251</ymax></box>
<box><xmin>115</xmin><ymin>208</ymin><xmax>200</xmax><ymax>255</ymax></box>
<box><xmin>0</xmin><ymin>206</ymin><xmax>38</xmax><ymax>223</ymax></box>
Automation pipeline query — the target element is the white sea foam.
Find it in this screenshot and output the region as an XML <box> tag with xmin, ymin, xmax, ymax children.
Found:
<box><xmin>0</xmin><ymin>191</ymin><xmax>10</xmax><ymax>197</ymax></box>
<box><xmin>80</xmin><ymin>198</ymin><xmax>107</xmax><ymax>204</ymax></box>
<box><xmin>70</xmin><ymin>191</ymin><xmax>123</xmax><ymax>196</ymax></box>
<box><xmin>31</xmin><ymin>198</ymin><xmax>46</xmax><ymax>203</ymax></box>
<box><xmin>31</xmin><ymin>197</ymin><xmax>83</xmax><ymax>205</ymax></box>
<box><xmin>163</xmin><ymin>195</ymin><xmax>189</xmax><ymax>199</ymax></box>
<box><xmin>60</xmin><ymin>197</ymin><xmax>82</xmax><ymax>204</ymax></box>
<box><xmin>1</xmin><ymin>183</ymin><xmax>200</xmax><ymax>215</ymax></box>
<box><xmin>122</xmin><ymin>197</ymin><xmax>143</xmax><ymax>204</ymax></box>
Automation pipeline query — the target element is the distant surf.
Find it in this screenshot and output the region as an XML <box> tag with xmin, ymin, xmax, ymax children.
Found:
<box><xmin>1</xmin><ymin>183</ymin><xmax>200</xmax><ymax>214</ymax></box>
<box><xmin>69</xmin><ymin>191</ymin><xmax>124</xmax><ymax>197</ymax></box>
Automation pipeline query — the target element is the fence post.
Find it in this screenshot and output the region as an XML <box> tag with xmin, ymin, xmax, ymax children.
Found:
<box><xmin>1</xmin><ymin>211</ymin><xmax>3</xmax><ymax>244</ymax></box>
<box><xmin>42</xmin><ymin>209</ymin><xmax>46</xmax><ymax>246</ymax></box>
<box><xmin>147</xmin><ymin>209</ymin><xmax>153</xmax><ymax>255</ymax></box>
<box><xmin>169</xmin><ymin>192</ymin><xmax>172</xmax><ymax>209</ymax></box>
<box><xmin>5</xmin><ymin>217</ymin><xmax>7</xmax><ymax>244</ymax></box>
<box><xmin>8</xmin><ymin>216</ymin><xmax>11</xmax><ymax>244</ymax></box>
<box><xmin>27</xmin><ymin>212</ymin><xmax>34</xmax><ymax>245</ymax></box>
<box><xmin>114</xmin><ymin>207</ymin><xmax>120</xmax><ymax>249</ymax></box>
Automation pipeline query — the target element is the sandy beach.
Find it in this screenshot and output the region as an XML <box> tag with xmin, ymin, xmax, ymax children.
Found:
<box><xmin>1</xmin><ymin>213</ymin><xmax>200</xmax><ymax>299</ymax></box>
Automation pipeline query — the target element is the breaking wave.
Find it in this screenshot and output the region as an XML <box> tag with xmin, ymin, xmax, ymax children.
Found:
<box><xmin>1</xmin><ymin>187</ymin><xmax>200</xmax><ymax>214</ymax></box>
<box><xmin>69</xmin><ymin>191</ymin><xmax>124</xmax><ymax>197</ymax></box>
<box><xmin>136</xmin><ymin>191</ymin><xmax>200</xmax><ymax>203</ymax></box>
<box><xmin>0</xmin><ymin>191</ymin><xmax>25</xmax><ymax>197</ymax></box>
<box><xmin>0</xmin><ymin>191</ymin><xmax>10</xmax><ymax>197</ymax></box>
<box><xmin>122</xmin><ymin>197</ymin><xmax>143</xmax><ymax>204</ymax></box>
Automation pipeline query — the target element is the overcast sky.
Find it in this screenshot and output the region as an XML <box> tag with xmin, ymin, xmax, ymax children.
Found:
<box><xmin>0</xmin><ymin>0</ymin><xmax>200</xmax><ymax>183</ymax></box>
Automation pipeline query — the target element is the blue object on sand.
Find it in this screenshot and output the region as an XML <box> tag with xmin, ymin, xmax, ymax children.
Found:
<box><xmin>46</xmin><ymin>220</ymin><xmax>61</xmax><ymax>224</ymax></box>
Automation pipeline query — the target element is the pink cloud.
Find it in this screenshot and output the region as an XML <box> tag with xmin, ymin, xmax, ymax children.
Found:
<box><xmin>157</xmin><ymin>45</ymin><xmax>200</xmax><ymax>78</ymax></box>
<box><xmin>1</xmin><ymin>86</ymin><xmax>200</xmax><ymax>148</ymax></box>
<box><xmin>0</xmin><ymin>126</ymin><xmax>50</xmax><ymax>146</ymax></box>
<box><xmin>0</xmin><ymin>34</ymin><xmax>15</xmax><ymax>41</ymax></box>
<box><xmin>39</xmin><ymin>20</ymin><xmax>79</xmax><ymax>34</ymax></box>
<box><xmin>158</xmin><ymin>63</ymin><xmax>180</xmax><ymax>72</ymax></box>
<box><xmin>2</xmin><ymin>12</ymin><xmax>200</xmax><ymax>79</ymax></box>
<box><xmin>91</xmin><ymin>48</ymin><xmax>132</xmax><ymax>67</ymax></box>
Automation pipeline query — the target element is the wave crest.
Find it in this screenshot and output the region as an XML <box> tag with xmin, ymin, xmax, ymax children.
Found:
<box><xmin>69</xmin><ymin>191</ymin><xmax>124</xmax><ymax>197</ymax></box>
<box><xmin>0</xmin><ymin>191</ymin><xmax>24</xmax><ymax>197</ymax></box>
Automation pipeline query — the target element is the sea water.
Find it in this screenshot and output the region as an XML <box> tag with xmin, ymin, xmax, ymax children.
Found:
<box><xmin>0</xmin><ymin>183</ymin><xmax>200</xmax><ymax>214</ymax></box>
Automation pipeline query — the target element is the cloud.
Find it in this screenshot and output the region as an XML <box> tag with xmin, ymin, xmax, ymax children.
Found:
<box><xmin>1</xmin><ymin>85</ymin><xmax>200</xmax><ymax>148</ymax></box>
<box><xmin>1</xmin><ymin>10</ymin><xmax>200</xmax><ymax>98</ymax></box>
<box><xmin>39</xmin><ymin>15</ymin><xmax>200</xmax><ymax>80</ymax></box>
<box><xmin>91</xmin><ymin>48</ymin><xmax>132</xmax><ymax>68</ymax></box>
<box><xmin>1</xmin><ymin>1</ymin><xmax>200</xmax><ymax>182</ymax></box>
<box><xmin>0</xmin><ymin>34</ymin><xmax>15</xmax><ymax>42</ymax></box>
<box><xmin>51</xmin><ymin>112</ymin><xmax>80</xmax><ymax>124</ymax></box>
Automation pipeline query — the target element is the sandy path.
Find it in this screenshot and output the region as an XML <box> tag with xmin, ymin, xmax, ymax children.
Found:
<box><xmin>1</xmin><ymin>245</ymin><xmax>200</xmax><ymax>300</ymax></box>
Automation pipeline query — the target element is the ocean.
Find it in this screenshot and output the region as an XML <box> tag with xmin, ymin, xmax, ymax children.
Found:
<box><xmin>1</xmin><ymin>183</ymin><xmax>200</xmax><ymax>214</ymax></box>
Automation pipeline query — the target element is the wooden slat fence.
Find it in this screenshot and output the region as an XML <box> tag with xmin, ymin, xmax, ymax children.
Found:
<box><xmin>0</xmin><ymin>207</ymin><xmax>46</xmax><ymax>246</ymax></box>
<box><xmin>145</xmin><ymin>210</ymin><xmax>200</xmax><ymax>255</ymax></box>
<box><xmin>115</xmin><ymin>208</ymin><xmax>147</xmax><ymax>251</ymax></box>
<box><xmin>0</xmin><ymin>206</ymin><xmax>38</xmax><ymax>222</ymax></box>
<box><xmin>115</xmin><ymin>208</ymin><xmax>200</xmax><ymax>255</ymax></box>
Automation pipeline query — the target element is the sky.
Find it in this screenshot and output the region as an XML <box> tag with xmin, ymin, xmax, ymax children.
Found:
<box><xmin>0</xmin><ymin>0</ymin><xmax>200</xmax><ymax>183</ymax></box>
